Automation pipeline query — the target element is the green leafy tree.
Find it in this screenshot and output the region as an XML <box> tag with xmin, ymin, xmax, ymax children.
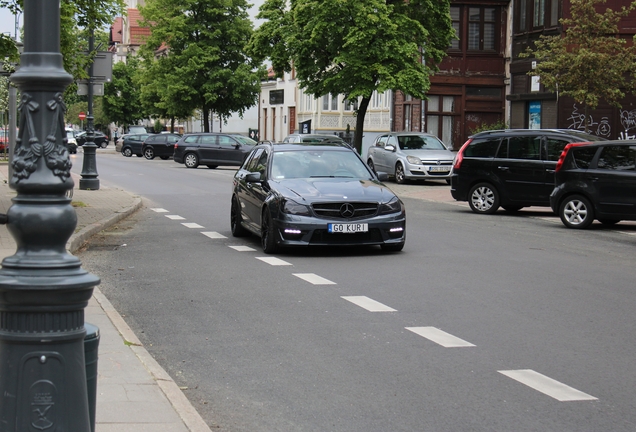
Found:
<box><xmin>522</xmin><ymin>0</ymin><xmax>636</xmax><ymax>132</ymax></box>
<box><xmin>103</xmin><ymin>57</ymin><xmax>146</xmax><ymax>128</ymax></box>
<box><xmin>249</xmin><ymin>0</ymin><xmax>454</xmax><ymax>153</ymax></box>
<box><xmin>138</xmin><ymin>0</ymin><xmax>265</xmax><ymax>132</ymax></box>
<box><xmin>136</xmin><ymin>54</ymin><xmax>194</xmax><ymax>132</ymax></box>
<box><xmin>66</xmin><ymin>97</ymin><xmax>108</xmax><ymax>130</ymax></box>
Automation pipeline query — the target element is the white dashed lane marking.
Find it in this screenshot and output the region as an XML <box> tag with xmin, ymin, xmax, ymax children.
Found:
<box><xmin>293</xmin><ymin>273</ymin><xmax>336</xmax><ymax>285</ymax></box>
<box><xmin>498</xmin><ymin>369</ymin><xmax>597</xmax><ymax>402</ymax></box>
<box><xmin>151</xmin><ymin>208</ymin><xmax>169</xmax><ymax>213</ymax></box>
<box><xmin>341</xmin><ymin>296</ymin><xmax>396</xmax><ymax>312</ymax></box>
<box><xmin>257</xmin><ymin>257</ymin><xmax>292</xmax><ymax>266</ymax></box>
<box><xmin>165</xmin><ymin>215</ymin><xmax>185</xmax><ymax>220</ymax></box>
<box><xmin>182</xmin><ymin>222</ymin><xmax>204</xmax><ymax>229</ymax></box>
<box><xmin>201</xmin><ymin>231</ymin><xmax>227</xmax><ymax>239</ymax></box>
<box><xmin>229</xmin><ymin>246</ymin><xmax>256</xmax><ymax>252</ymax></box>
<box><xmin>406</xmin><ymin>327</ymin><xmax>475</xmax><ymax>348</ymax></box>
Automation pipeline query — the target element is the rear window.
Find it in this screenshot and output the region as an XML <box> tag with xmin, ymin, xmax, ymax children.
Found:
<box><xmin>571</xmin><ymin>147</ymin><xmax>598</xmax><ymax>169</ymax></box>
<box><xmin>464</xmin><ymin>138</ymin><xmax>500</xmax><ymax>157</ymax></box>
<box><xmin>597</xmin><ymin>145</ymin><xmax>636</xmax><ymax>171</ymax></box>
<box><xmin>497</xmin><ymin>136</ymin><xmax>541</xmax><ymax>160</ymax></box>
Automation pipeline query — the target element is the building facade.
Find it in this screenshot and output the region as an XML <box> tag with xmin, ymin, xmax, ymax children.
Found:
<box><xmin>393</xmin><ymin>0</ymin><xmax>511</xmax><ymax>150</ymax></box>
<box><xmin>509</xmin><ymin>0</ymin><xmax>636</xmax><ymax>140</ymax></box>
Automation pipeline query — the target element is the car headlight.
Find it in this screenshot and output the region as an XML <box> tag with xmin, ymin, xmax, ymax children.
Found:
<box><xmin>406</xmin><ymin>155</ymin><xmax>422</xmax><ymax>165</ymax></box>
<box><xmin>378</xmin><ymin>196</ymin><xmax>404</xmax><ymax>215</ymax></box>
<box><xmin>282</xmin><ymin>199</ymin><xmax>311</xmax><ymax>216</ymax></box>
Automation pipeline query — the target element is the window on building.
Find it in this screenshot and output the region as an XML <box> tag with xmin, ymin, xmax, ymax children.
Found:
<box><xmin>344</xmin><ymin>98</ymin><xmax>358</xmax><ymax>111</ymax></box>
<box><xmin>404</xmin><ymin>104</ymin><xmax>412</xmax><ymax>131</ymax></box>
<box><xmin>518</xmin><ymin>0</ymin><xmax>527</xmax><ymax>31</ymax></box>
<box><xmin>550</xmin><ymin>0</ymin><xmax>559</xmax><ymax>26</ymax></box>
<box><xmin>426</xmin><ymin>95</ymin><xmax>455</xmax><ymax>148</ymax></box>
<box><xmin>533</xmin><ymin>0</ymin><xmax>545</xmax><ymax>27</ymax></box>
<box><xmin>450</xmin><ymin>6</ymin><xmax>460</xmax><ymax>49</ymax></box>
<box><xmin>469</xmin><ymin>7</ymin><xmax>496</xmax><ymax>51</ymax></box>
<box><xmin>322</xmin><ymin>94</ymin><xmax>338</xmax><ymax>111</ymax></box>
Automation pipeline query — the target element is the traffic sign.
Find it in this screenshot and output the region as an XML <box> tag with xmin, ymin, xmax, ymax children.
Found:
<box><xmin>78</xmin><ymin>112</ymin><xmax>86</xmax><ymax>121</ymax></box>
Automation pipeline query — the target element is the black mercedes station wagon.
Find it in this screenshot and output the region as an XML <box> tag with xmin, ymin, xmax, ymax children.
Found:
<box><xmin>230</xmin><ymin>141</ymin><xmax>406</xmax><ymax>253</ymax></box>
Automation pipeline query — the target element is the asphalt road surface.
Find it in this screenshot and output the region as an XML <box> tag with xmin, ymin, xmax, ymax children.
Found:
<box><xmin>75</xmin><ymin>150</ymin><xmax>636</xmax><ymax>432</ymax></box>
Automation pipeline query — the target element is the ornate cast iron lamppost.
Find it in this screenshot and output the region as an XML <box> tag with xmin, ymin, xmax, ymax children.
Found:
<box><xmin>79</xmin><ymin>29</ymin><xmax>100</xmax><ymax>191</ymax></box>
<box><xmin>0</xmin><ymin>1</ymin><xmax>100</xmax><ymax>430</ymax></box>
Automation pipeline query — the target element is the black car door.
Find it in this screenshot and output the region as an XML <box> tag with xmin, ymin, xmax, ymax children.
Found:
<box><xmin>236</xmin><ymin>148</ymin><xmax>265</xmax><ymax>231</ymax></box>
<box><xmin>197</xmin><ymin>135</ymin><xmax>218</xmax><ymax>163</ymax></box>
<box><xmin>592</xmin><ymin>145</ymin><xmax>636</xmax><ymax>216</ymax></box>
<box><xmin>217</xmin><ymin>135</ymin><xmax>245</xmax><ymax>165</ymax></box>
<box><xmin>495</xmin><ymin>135</ymin><xmax>547</xmax><ymax>204</ymax></box>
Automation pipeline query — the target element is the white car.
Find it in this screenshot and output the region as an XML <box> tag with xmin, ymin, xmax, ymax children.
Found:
<box><xmin>366</xmin><ymin>132</ymin><xmax>455</xmax><ymax>184</ymax></box>
<box><xmin>66</xmin><ymin>128</ymin><xmax>78</xmax><ymax>154</ymax></box>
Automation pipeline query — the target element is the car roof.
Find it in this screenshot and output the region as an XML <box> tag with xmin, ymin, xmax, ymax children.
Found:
<box><xmin>259</xmin><ymin>141</ymin><xmax>353</xmax><ymax>152</ymax></box>
<box><xmin>470</xmin><ymin>128</ymin><xmax>606</xmax><ymax>140</ymax></box>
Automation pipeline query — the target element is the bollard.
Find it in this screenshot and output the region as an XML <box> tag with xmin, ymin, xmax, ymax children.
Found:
<box><xmin>84</xmin><ymin>323</ymin><xmax>100</xmax><ymax>432</ymax></box>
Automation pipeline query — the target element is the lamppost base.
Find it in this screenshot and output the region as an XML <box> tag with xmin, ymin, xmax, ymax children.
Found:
<box><xmin>79</xmin><ymin>178</ymin><xmax>100</xmax><ymax>190</ymax></box>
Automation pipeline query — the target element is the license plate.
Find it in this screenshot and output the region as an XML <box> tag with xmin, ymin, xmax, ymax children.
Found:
<box><xmin>428</xmin><ymin>166</ymin><xmax>450</xmax><ymax>172</ymax></box>
<box><xmin>328</xmin><ymin>223</ymin><xmax>368</xmax><ymax>233</ymax></box>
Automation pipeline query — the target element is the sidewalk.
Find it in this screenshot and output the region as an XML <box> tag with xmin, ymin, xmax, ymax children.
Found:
<box><xmin>0</xmin><ymin>162</ymin><xmax>211</xmax><ymax>432</ymax></box>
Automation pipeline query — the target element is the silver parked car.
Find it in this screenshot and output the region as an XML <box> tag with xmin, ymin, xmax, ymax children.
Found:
<box><xmin>366</xmin><ymin>132</ymin><xmax>455</xmax><ymax>183</ymax></box>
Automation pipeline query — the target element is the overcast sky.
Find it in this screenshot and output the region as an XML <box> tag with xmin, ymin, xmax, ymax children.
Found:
<box><xmin>1</xmin><ymin>1</ymin><xmax>267</xmax><ymax>42</ymax></box>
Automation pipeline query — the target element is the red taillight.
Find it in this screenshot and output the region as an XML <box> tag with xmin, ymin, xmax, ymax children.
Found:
<box><xmin>453</xmin><ymin>138</ymin><xmax>472</xmax><ymax>170</ymax></box>
<box><xmin>555</xmin><ymin>142</ymin><xmax>590</xmax><ymax>173</ymax></box>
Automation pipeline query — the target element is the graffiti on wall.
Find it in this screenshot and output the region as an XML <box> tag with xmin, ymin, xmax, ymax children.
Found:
<box><xmin>566</xmin><ymin>104</ymin><xmax>611</xmax><ymax>137</ymax></box>
<box><xmin>566</xmin><ymin>103</ymin><xmax>636</xmax><ymax>139</ymax></box>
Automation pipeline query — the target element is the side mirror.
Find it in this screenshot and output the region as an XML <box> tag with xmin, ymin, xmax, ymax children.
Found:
<box><xmin>245</xmin><ymin>172</ymin><xmax>262</xmax><ymax>182</ymax></box>
<box><xmin>384</xmin><ymin>144</ymin><xmax>396</xmax><ymax>152</ymax></box>
<box><xmin>376</xmin><ymin>171</ymin><xmax>389</xmax><ymax>181</ymax></box>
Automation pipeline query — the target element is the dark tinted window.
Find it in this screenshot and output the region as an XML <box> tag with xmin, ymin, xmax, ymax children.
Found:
<box><xmin>200</xmin><ymin>135</ymin><xmax>217</xmax><ymax>145</ymax></box>
<box><xmin>597</xmin><ymin>145</ymin><xmax>636</xmax><ymax>171</ymax></box>
<box><xmin>571</xmin><ymin>147</ymin><xmax>598</xmax><ymax>169</ymax></box>
<box><xmin>167</xmin><ymin>135</ymin><xmax>180</xmax><ymax>143</ymax></box>
<box><xmin>545</xmin><ymin>138</ymin><xmax>569</xmax><ymax>161</ymax></box>
<box><xmin>507</xmin><ymin>136</ymin><xmax>541</xmax><ymax>160</ymax></box>
<box><xmin>184</xmin><ymin>135</ymin><xmax>199</xmax><ymax>143</ymax></box>
<box><xmin>244</xmin><ymin>148</ymin><xmax>265</xmax><ymax>172</ymax></box>
<box><xmin>465</xmin><ymin>138</ymin><xmax>500</xmax><ymax>157</ymax></box>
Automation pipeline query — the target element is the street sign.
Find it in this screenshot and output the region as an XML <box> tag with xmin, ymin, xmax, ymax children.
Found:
<box><xmin>77</xmin><ymin>83</ymin><xmax>104</xmax><ymax>96</ymax></box>
<box><xmin>78</xmin><ymin>112</ymin><xmax>86</xmax><ymax>121</ymax></box>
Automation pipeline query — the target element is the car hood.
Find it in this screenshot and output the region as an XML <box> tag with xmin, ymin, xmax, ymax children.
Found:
<box><xmin>274</xmin><ymin>178</ymin><xmax>397</xmax><ymax>203</ymax></box>
<box><xmin>401</xmin><ymin>149</ymin><xmax>454</xmax><ymax>160</ymax></box>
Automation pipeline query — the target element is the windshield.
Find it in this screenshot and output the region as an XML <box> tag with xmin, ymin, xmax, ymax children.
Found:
<box><xmin>397</xmin><ymin>135</ymin><xmax>447</xmax><ymax>150</ymax></box>
<box><xmin>233</xmin><ymin>135</ymin><xmax>257</xmax><ymax>146</ymax></box>
<box><xmin>271</xmin><ymin>149</ymin><xmax>373</xmax><ymax>179</ymax></box>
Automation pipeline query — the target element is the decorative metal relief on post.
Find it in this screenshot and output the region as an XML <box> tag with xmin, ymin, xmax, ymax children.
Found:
<box><xmin>12</xmin><ymin>92</ymin><xmax>72</xmax><ymax>182</ymax></box>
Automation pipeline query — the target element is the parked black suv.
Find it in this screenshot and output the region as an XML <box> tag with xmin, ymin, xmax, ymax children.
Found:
<box><xmin>450</xmin><ymin>129</ymin><xmax>605</xmax><ymax>214</ymax></box>
<box><xmin>142</xmin><ymin>133</ymin><xmax>181</xmax><ymax>160</ymax></box>
<box><xmin>550</xmin><ymin>140</ymin><xmax>636</xmax><ymax>229</ymax></box>
<box><xmin>120</xmin><ymin>133</ymin><xmax>151</xmax><ymax>157</ymax></box>
<box><xmin>173</xmin><ymin>133</ymin><xmax>256</xmax><ymax>169</ymax></box>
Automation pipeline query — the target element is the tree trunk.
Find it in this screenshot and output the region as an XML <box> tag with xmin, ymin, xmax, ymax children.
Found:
<box><xmin>353</xmin><ymin>96</ymin><xmax>371</xmax><ymax>155</ymax></box>
<box><xmin>203</xmin><ymin>109</ymin><xmax>210</xmax><ymax>132</ymax></box>
<box><xmin>170</xmin><ymin>117</ymin><xmax>175</xmax><ymax>133</ymax></box>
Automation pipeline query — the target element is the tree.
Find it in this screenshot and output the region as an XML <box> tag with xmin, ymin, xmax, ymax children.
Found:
<box><xmin>138</xmin><ymin>0</ymin><xmax>265</xmax><ymax>132</ymax></box>
<box><xmin>136</xmin><ymin>54</ymin><xmax>194</xmax><ymax>132</ymax></box>
<box><xmin>103</xmin><ymin>56</ymin><xmax>146</xmax><ymax>128</ymax></box>
<box><xmin>249</xmin><ymin>0</ymin><xmax>454</xmax><ymax>153</ymax></box>
<box><xmin>522</xmin><ymin>0</ymin><xmax>636</xmax><ymax>132</ymax></box>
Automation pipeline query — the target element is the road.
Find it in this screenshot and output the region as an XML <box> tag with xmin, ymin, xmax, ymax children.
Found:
<box><xmin>74</xmin><ymin>149</ymin><xmax>636</xmax><ymax>432</ymax></box>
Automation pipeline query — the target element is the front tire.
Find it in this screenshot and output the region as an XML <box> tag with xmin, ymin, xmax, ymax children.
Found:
<box><xmin>468</xmin><ymin>183</ymin><xmax>500</xmax><ymax>214</ymax></box>
<box><xmin>122</xmin><ymin>147</ymin><xmax>133</xmax><ymax>157</ymax></box>
<box><xmin>559</xmin><ymin>195</ymin><xmax>594</xmax><ymax>229</ymax></box>
<box><xmin>184</xmin><ymin>153</ymin><xmax>199</xmax><ymax>168</ymax></box>
<box><xmin>367</xmin><ymin>159</ymin><xmax>376</xmax><ymax>174</ymax></box>
<box><xmin>230</xmin><ymin>197</ymin><xmax>249</xmax><ymax>237</ymax></box>
<box><xmin>144</xmin><ymin>147</ymin><xmax>155</xmax><ymax>160</ymax></box>
<box><xmin>261</xmin><ymin>209</ymin><xmax>279</xmax><ymax>254</ymax></box>
<box><xmin>395</xmin><ymin>163</ymin><xmax>407</xmax><ymax>184</ymax></box>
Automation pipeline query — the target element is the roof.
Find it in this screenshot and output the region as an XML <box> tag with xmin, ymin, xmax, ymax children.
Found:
<box><xmin>111</xmin><ymin>17</ymin><xmax>123</xmax><ymax>44</ymax></box>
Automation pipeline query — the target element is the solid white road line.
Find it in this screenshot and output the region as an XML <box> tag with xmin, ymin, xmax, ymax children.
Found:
<box><xmin>256</xmin><ymin>257</ymin><xmax>292</xmax><ymax>266</ymax></box>
<box><xmin>182</xmin><ymin>223</ymin><xmax>204</xmax><ymax>229</ymax></box>
<box><xmin>151</xmin><ymin>208</ymin><xmax>169</xmax><ymax>213</ymax></box>
<box><xmin>341</xmin><ymin>296</ymin><xmax>396</xmax><ymax>312</ymax></box>
<box><xmin>165</xmin><ymin>215</ymin><xmax>185</xmax><ymax>220</ymax></box>
<box><xmin>293</xmin><ymin>273</ymin><xmax>336</xmax><ymax>285</ymax></box>
<box><xmin>229</xmin><ymin>245</ymin><xmax>256</xmax><ymax>252</ymax></box>
<box><xmin>405</xmin><ymin>327</ymin><xmax>475</xmax><ymax>348</ymax></box>
<box><xmin>201</xmin><ymin>231</ymin><xmax>227</xmax><ymax>239</ymax></box>
<box><xmin>498</xmin><ymin>369</ymin><xmax>597</xmax><ymax>402</ymax></box>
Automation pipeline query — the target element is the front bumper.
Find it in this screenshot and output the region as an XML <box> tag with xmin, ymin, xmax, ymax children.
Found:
<box><xmin>272</xmin><ymin>211</ymin><xmax>406</xmax><ymax>248</ymax></box>
<box><xmin>405</xmin><ymin>163</ymin><xmax>453</xmax><ymax>180</ymax></box>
